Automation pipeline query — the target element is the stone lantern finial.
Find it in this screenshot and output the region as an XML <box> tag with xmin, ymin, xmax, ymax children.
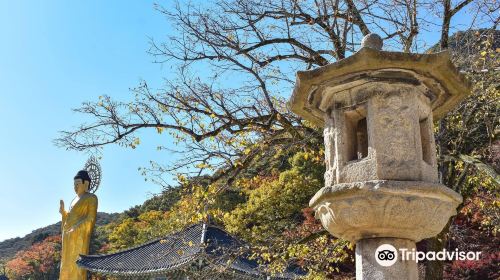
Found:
<box><xmin>361</xmin><ymin>33</ymin><xmax>383</xmax><ymax>50</ymax></box>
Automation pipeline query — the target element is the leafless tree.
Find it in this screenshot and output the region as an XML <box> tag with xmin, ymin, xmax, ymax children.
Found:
<box><xmin>57</xmin><ymin>0</ymin><xmax>493</xmax><ymax>180</ymax></box>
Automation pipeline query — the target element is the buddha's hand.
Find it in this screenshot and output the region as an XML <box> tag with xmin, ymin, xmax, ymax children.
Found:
<box><xmin>67</xmin><ymin>220</ymin><xmax>84</xmax><ymax>233</ymax></box>
<box><xmin>59</xmin><ymin>200</ymin><xmax>65</xmax><ymax>215</ymax></box>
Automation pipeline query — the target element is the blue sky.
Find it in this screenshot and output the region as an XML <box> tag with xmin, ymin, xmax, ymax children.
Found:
<box><xmin>0</xmin><ymin>0</ymin><xmax>178</xmax><ymax>241</ymax></box>
<box><xmin>0</xmin><ymin>0</ymin><xmax>484</xmax><ymax>242</ymax></box>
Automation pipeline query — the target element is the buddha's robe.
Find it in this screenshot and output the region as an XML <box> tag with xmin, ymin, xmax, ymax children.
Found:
<box><xmin>60</xmin><ymin>192</ymin><xmax>98</xmax><ymax>280</ymax></box>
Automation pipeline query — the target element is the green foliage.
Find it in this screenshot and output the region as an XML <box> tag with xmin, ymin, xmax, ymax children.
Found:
<box><xmin>107</xmin><ymin>211</ymin><xmax>172</xmax><ymax>250</ymax></box>
<box><xmin>439</xmin><ymin>30</ymin><xmax>499</xmax><ymax>162</ymax></box>
<box><xmin>436</xmin><ymin>31</ymin><xmax>500</xmax><ymax>237</ymax></box>
<box><xmin>105</xmin><ymin>183</ymin><xmax>227</xmax><ymax>251</ymax></box>
<box><xmin>224</xmin><ymin>151</ymin><xmax>325</xmax><ymax>244</ymax></box>
<box><xmin>123</xmin><ymin>187</ymin><xmax>182</xmax><ymax>219</ymax></box>
<box><xmin>140</xmin><ymin>187</ymin><xmax>182</xmax><ymax>213</ymax></box>
<box><xmin>221</xmin><ymin>151</ymin><xmax>353</xmax><ymax>278</ymax></box>
<box><xmin>107</xmin><ymin>218</ymin><xmax>139</xmax><ymax>250</ymax></box>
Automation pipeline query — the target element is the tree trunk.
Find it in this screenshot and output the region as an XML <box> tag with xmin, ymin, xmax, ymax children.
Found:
<box><xmin>424</xmin><ymin>217</ymin><xmax>453</xmax><ymax>279</ymax></box>
<box><xmin>440</xmin><ymin>0</ymin><xmax>452</xmax><ymax>50</ymax></box>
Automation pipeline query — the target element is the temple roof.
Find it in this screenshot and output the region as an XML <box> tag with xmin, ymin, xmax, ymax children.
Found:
<box><xmin>77</xmin><ymin>223</ymin><xmax>304</xmax><ymax>279</ymax></box>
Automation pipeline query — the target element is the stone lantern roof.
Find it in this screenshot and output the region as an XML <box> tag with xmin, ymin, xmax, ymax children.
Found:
<box><xmin>289</xmin><ymin>47</ymin><xmax>471</xmax><ymax>126</ymax></box>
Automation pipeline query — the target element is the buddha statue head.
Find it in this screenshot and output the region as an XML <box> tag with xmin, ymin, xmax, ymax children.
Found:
<box><xmin>74</xmin><ymin>170</ymin><xmax>91</xmax><ymax>196</ymax></box>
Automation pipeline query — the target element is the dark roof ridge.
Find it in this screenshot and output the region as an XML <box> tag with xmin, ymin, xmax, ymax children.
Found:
<box><xmin>80</xmin><ymin>257</ymin><xmax>199</xmax><ymax>277</ymax></box>
<box><xmin>80</xmin><ymin>223</ymin><xmax>204</xmax><ymax>258</ymax></box>
<box><xmin>202</xmin><ymin>222</ymin><xmax>247</xmax><ymax>247</ymax></box>
<box><xmin>78</xmin><ymin>222</ymin><xmax>245</xmax><ymax>259</ymax></box>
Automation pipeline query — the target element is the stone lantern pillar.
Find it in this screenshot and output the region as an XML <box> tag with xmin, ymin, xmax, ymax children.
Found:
<box><xmin>289</xmin><ymin>34</ymin><xmax>471</xmax><ymax>279</ymax></box>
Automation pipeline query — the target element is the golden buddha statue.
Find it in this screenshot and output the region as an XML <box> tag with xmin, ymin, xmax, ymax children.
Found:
<box><xmin>59</xmin><ymin>170</ymin><xmax>98</xmax><ymax>280</ymax></box>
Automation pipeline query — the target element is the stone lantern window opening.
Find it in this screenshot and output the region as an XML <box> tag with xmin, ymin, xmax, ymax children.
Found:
<box><xmin>344</xmin><ymin>109</ymin><xmax>369</xmax><ymax>162</ymax></box>
<box><xmin>356</xmin><ymin>118</ymin><xmax>368</xmax><ymax>160</ymax></box>
<box><xmin>419</xmin><ymin>117</ymin><xmax>432</xmax><ymax>165</ymax></box>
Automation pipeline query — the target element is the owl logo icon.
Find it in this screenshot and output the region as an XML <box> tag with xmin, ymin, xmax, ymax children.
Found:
<box><xmin>375</xmin><ymin>244</ymin><xmax>398</xmax><ymax>266</ymax></box>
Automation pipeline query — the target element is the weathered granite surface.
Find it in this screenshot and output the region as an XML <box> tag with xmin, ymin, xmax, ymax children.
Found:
<box><xmin>356</xmin><ymin>238</ymin><xmax>418</xmax><ymax>280</ymax></box>
<box><xmin>323</xmin><ymin>86</ymin><xmax>439</xmax><ymax>186</ymax></box>
<box><xmin>310</xmin><ymin>180</ymin><xmax>462</xmax><ymax>242</ymax></box>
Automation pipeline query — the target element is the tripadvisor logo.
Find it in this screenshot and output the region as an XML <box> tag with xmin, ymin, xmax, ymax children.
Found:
<box><xmin>375</xmin><ymin>244</ymin><xmax>398</xmax><ymax>266</ymax></box>
<box><xmin>375</xmin><ymin>244</ymin><xmax>482</xmax><ymax>266</ymax></box>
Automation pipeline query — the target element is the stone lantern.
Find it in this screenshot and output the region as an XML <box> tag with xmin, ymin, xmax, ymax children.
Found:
<box><xmin>289</xmin><ymin>34</ymin><xmax>471</xmax><ymax>279</ymax></box>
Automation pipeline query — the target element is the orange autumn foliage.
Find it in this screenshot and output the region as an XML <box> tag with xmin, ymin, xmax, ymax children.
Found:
<box><xmin>6</xmin><ymin>236</ymin><xmax>61</xmax><ymax>280</ymax></box>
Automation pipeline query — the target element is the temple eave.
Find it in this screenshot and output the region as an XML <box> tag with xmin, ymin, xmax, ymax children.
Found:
<box><xmin>77</xmin><ymin>223</ymin><xmax>304</xmax><ymax>279</ymax></box>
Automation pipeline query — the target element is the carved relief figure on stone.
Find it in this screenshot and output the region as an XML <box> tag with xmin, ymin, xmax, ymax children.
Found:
<box><xmin>59</xmin><ymin>164</ymin><xmax>99</xmax><ymax>280</ymax></box>
<box><xmin>323</xmin><ymin>115</ymin><xmax>337</xmax><ymax>187</ymax></box>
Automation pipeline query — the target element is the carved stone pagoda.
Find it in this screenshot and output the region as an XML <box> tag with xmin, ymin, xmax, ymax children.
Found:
<box><xmin>289</xmin><ymin>34</ymin><xmax>471</xmax><ymax>279</ymax></box>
